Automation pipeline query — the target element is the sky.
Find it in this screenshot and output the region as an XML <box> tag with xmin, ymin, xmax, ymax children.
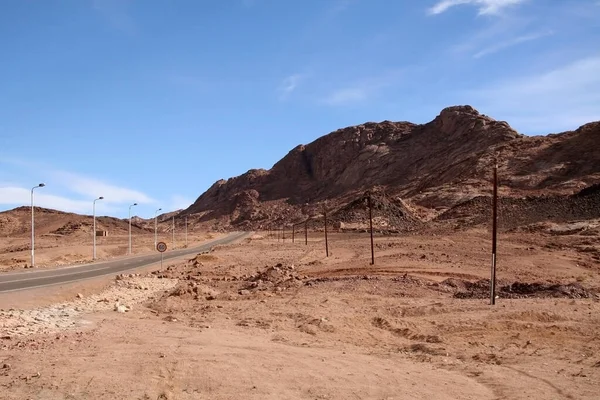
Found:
<box><xmin>1</xmin><ymin>0</ymin><xmax>599</xmax><ymax>218</ymax></box>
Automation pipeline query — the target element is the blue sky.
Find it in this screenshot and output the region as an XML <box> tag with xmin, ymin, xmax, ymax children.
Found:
<box><xmin>1</xmin><ymin>0</ymin><xmax>599</xmax><ymax>218</ymax></box>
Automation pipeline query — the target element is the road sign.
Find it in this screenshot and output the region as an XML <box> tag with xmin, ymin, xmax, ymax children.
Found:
<box><xmin>156</xmin><ymin>241</ymin><xmax>167</xmax><ymax>253</ymax></box>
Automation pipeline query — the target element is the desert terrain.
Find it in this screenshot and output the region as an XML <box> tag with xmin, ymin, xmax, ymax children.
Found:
<box><xmin>1</xmin><ymin>226</ymin><xmax>599</xmax><ymax>399</ymax></box>
<box><xmin>0</xmin><ymin>206</ymin><xmax>220</xmax><ymax>272</ymax></box>
<box><xmin>1</xmin><ymin>106</ymin><xmax>599</xmax><ymax>399</ymax></box>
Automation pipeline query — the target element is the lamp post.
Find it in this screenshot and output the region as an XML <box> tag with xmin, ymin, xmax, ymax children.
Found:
<box><xmin>185</xmin><ymin>216</ymin><xmax>188</xmax><ymax>247</ymax></box>
<box><xmin>154</xmin><ymin>208</ymin><xmax>162</xmax><ymax>249</ymax></box>
<box><xmin>172</xmin><ymin>215</ymin><xmax>175</xmax><ymax>250</ymax></box>
<box><xmin>93</xmin><ymin>196</ymin><xmax>104</xmax><ymax>260</ymax></box>
<box><xmin>30</xmin><ymin>183</ymin><xmax>45</xmax><ymax>267</ymax></box>
<box><xmin>128</xmin><ymin>203</ymin><xmax>138</xmax><ymax>255</ymax></box>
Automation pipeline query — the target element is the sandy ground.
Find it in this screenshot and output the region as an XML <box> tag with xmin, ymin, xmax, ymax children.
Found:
<box><xmin>1</xmin><ymin>229</ymin><xmax>599</xmax><ymax>399</ymax></box>
<box><xmin>0</xmin><ymin>232</ymin><xmax>224</xmax><ymax>271</ymax></box>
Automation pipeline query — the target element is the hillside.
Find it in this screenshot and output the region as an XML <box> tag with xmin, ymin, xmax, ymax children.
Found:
<box><xmin>0</xmin><ymin>207</ymin><xmax>151</xmax><ymax>237</ymax></box>
<box><xmin>183</xmin><ymin>106</ymin><xmax>600</xmax><ymax>229</ymax></box>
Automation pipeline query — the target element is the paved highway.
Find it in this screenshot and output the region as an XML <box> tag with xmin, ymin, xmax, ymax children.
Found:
<box><xmin>0</xmin><ymin>232</ymin><xmax>250</xmax><ymax>293</ymax></box>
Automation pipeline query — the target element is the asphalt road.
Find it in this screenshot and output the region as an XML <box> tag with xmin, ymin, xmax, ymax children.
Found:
<box><xmin>0</xmin><ymin>232</ymin><xmax>250</xmax><ymax>293</ymax></box>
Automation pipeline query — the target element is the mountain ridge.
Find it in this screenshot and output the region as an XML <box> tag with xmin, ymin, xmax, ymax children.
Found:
<box><xmin>183</xmin><ymin>105</ymin><xmax>600</xmax><ymax>228</ymax></box>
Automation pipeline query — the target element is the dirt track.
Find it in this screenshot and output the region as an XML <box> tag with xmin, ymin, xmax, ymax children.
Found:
<box><xmin>1</xmin><ymin>230</ymin><xmax>599</xmax><ymax>399</ymax></box>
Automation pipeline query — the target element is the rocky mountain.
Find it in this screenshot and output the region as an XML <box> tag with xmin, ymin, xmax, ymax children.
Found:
<box><xmin>184</xmin><ymin>105</ymin><xmax>600</xmax><ymax>230</ymax></box>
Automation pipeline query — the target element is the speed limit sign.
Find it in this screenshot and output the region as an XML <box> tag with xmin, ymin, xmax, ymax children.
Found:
<box><xmin>156</xmin><ymin>241</ymin><xmax>167</xmax><ymax>252</ymax></box>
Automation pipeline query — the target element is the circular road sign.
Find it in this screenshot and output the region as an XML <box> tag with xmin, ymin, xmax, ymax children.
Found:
<box><xmin>156</xmin><ymin>241</ymin><xmax>167</xmax><ymax>253</ymax></box>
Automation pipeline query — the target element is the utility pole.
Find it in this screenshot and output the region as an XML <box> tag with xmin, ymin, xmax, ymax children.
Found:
<box><xmin>305</xmin><ymin>220</ymin><xmax>308</xmax><ymax>245</ymax></box>
<box><xmin>490</xmin><ymin>162</ymin><xmax>498</xmax><ymax>305</ymax></box>
<box><xmin>172</xmin><ymin>215</ymin><xmax>175</xmax><ymax>250</ymax></box>
<box><xmin>324</xmin><ymin>209</ymin><xmax>329</xmax><ymax>257</ymax></box>
<box><xmin>368</xmin><ymin>194</ymin><xmax>375</xmax><ymax>265</ymax></box>
<box><xmin>185</xmin><ymin>216</ymin><xmax>188</xmax><ymax>247</ymax></box>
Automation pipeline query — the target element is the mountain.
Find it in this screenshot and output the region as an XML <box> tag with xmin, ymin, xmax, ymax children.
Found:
<box><xmin>183</xmin><ymin>105</ymin><xmax>600</xmax><ymax>229</ymax></box>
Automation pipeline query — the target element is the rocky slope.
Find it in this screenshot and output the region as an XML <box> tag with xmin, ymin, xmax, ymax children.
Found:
<box><xmin>184</xmin><ymin>106</ymin><xmax>600</xmax><ymax>229</ymax></box>
<box><xmin>0</xmin><ymin>207</ymin><xmax>151</xmax><ymax>237</ymax></box>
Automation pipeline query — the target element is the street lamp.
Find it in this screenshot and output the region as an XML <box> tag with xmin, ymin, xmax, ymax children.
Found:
<box><xmin>185</xmin><ymin>215</ymin><xmax>188</xmax><ymax>247</ymax></box>
<box><xmin>30</xmin><ymin>183</ymin><xmax>45</xmax><ymax>267</ymax></box>
<box><xmin>93</xmin><ymin>196</ymin><xmax>104</xmax><ymax>260</ymax></box>
<box><xmin>154</xmin><ymin>208</ymin><xmax>162</xmax><ymax>249</ymax></box>
<box><xmin>128</xmin><ymin>203</ymin><xmax>138</xmax><ymax>255</ymax></box>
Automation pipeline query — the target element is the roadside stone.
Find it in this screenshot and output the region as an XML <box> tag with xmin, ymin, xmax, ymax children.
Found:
<box><xmin>239</xmin><ymin>289</ymin><xmax>250</xmax><ymax>296</ymax></box>
<box><xmin>114</xmin><ymin>304</ymin><xmax>130</xmax><ymax>313</ymax></box>
<box><xmin>76</xmin><ymin>293</ymin><xmax>83</xmax><ymax>299</ymax></box>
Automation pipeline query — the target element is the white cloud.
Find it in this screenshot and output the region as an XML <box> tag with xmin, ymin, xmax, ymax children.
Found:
<box><xmin>51</xmin><ymin>171</ymin><xmax>155</xmax><ymax>204</ymax></box>
<box><xmin>278</xmin><ymin>74</ymin><xmax>303</xmax><ymax>100</ymax></box>
<box><xmin>469</xmin><ymin>56</ymin><xmax>600</xmax><ymax>133</ymax></box>
<box><xmin>473</xmin><ymin>30</ymin><xmax>554</xmax><ymax>58</ymax></box>
<box><xmin>0</xmin><ymin>160</ymin><xmax>156</xmax><ymax>216</ymax></box>
<box><xmin>428</xmin><ymin>0</ymin><xmax>526</xmax><ymax>16</ymax></box>
<box><xmin>170</xmin><ymin>195</ymin><xmax>193</xmax><ymax>211</ymax></box>
<box><xmin>321</xmin><ymin>69</ymin><xmax>405</xmax><ymax>106</ymax></box>
<box><xmin>0</xmin><ymin>187</ymin><xmax>116</xmax><ymax>215</ymax></box>
<box><xmin>322</xmin><ymin>88</ymin><xmax>368</xmax><ymax>106</ymax></box>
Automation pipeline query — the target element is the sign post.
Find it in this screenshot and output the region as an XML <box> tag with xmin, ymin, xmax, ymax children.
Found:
<box><xmin>157</xmin><ymin>241</ymin><xmax>167</xmax><ymax>269</ymax></box>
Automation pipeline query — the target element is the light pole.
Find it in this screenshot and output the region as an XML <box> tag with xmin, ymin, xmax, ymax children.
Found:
<box><xmin>185</xmin><ymin>216</ymin><xmax>188</xmax><ymax>247</ymax></box>
<box><xmin>172</xmin><ymin>215</ymin><xmax>175</xmax><ymax>250</ymax></box>
<box><xmin>128</xmin><ymin>203</ymin><xmax>138</xmax><ymax>255</ymax></box>
<box><xmin>30</xmin><ymin>183</ymin><xmax>45</xmax><ymax>267</ymax></box>
<box><xmin>154</xmin><ymin>208</ymin><xmax>162</xmax><ymax>249</ymax></box>
<box><xmin>93</xmin><ymin>196</ymin><xmax>104</xmax><ymax>260</ymax></box>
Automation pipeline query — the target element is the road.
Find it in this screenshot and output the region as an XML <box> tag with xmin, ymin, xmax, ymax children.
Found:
<box><xmin>0</xmin><ymin>232</ymin><xmax>250</xmax><ymax>293</ymax></box>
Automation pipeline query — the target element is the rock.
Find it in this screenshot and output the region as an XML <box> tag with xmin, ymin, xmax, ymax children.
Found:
<box><xmin>76</xmin><ymin>293</ymin><xmax>83</xmax><ymax>299</ymax></box>
<box><xmin>114</xmin><ymin>304</ymin><xmax>130</xmax><ymax>313</ymax></box>
<box><xmin>239</xmin><ymin>289</ymin><xmax>250</xmax><ymax>296</ymax></box>
<box><xmin>206</xmin><ymin>295</ymin><xmax>216</xmax><ymax>301</ymax></box>
<box><xmin>2</xmin><ymin>363</ymin><xmax>10</xmax><ymax>369</ymax></box>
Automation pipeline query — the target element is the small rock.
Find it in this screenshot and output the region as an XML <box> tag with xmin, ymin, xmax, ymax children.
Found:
<box><xmin>114</xmin><ymin>304</ymin><xmax>130</xmax><ymax>313</ymax></box>
<box><xmin>76</xmin><ymin>293</ymin><xmax>83</xmax><ymax>299</ymax></box>
<box><xmin>2</xmin><ymin>363</ymin><xmax>10</xmax><ymax>369</ymax></box>
<box><xmin>239</xmin><ymin>290</ymin><xmax>250</xmax><ymax>296</ymax></box>
<box><xmin>206</xmin><ymin>295</ymin><xmax>216</xmax><ymax>301</ymax></box>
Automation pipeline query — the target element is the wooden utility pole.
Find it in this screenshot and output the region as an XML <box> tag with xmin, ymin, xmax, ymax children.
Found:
<box><xmin>490</xmin><ymin>162</ymin><xmax>498</xmax><ymax>305</ymax></box>
<box><xmin>324</xmin><ymin>209</ymin><xmax>329</xmax><ymax>257</ymax></box>
<box><xmin>368</xmin><ymin>194</ymin><xmax>375</xmax><ymax>265</ymax></box>
<box><xmin>305</xmin><ymin>220</ymin><xmax>308</xmax><ymax>245</ymax></box>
